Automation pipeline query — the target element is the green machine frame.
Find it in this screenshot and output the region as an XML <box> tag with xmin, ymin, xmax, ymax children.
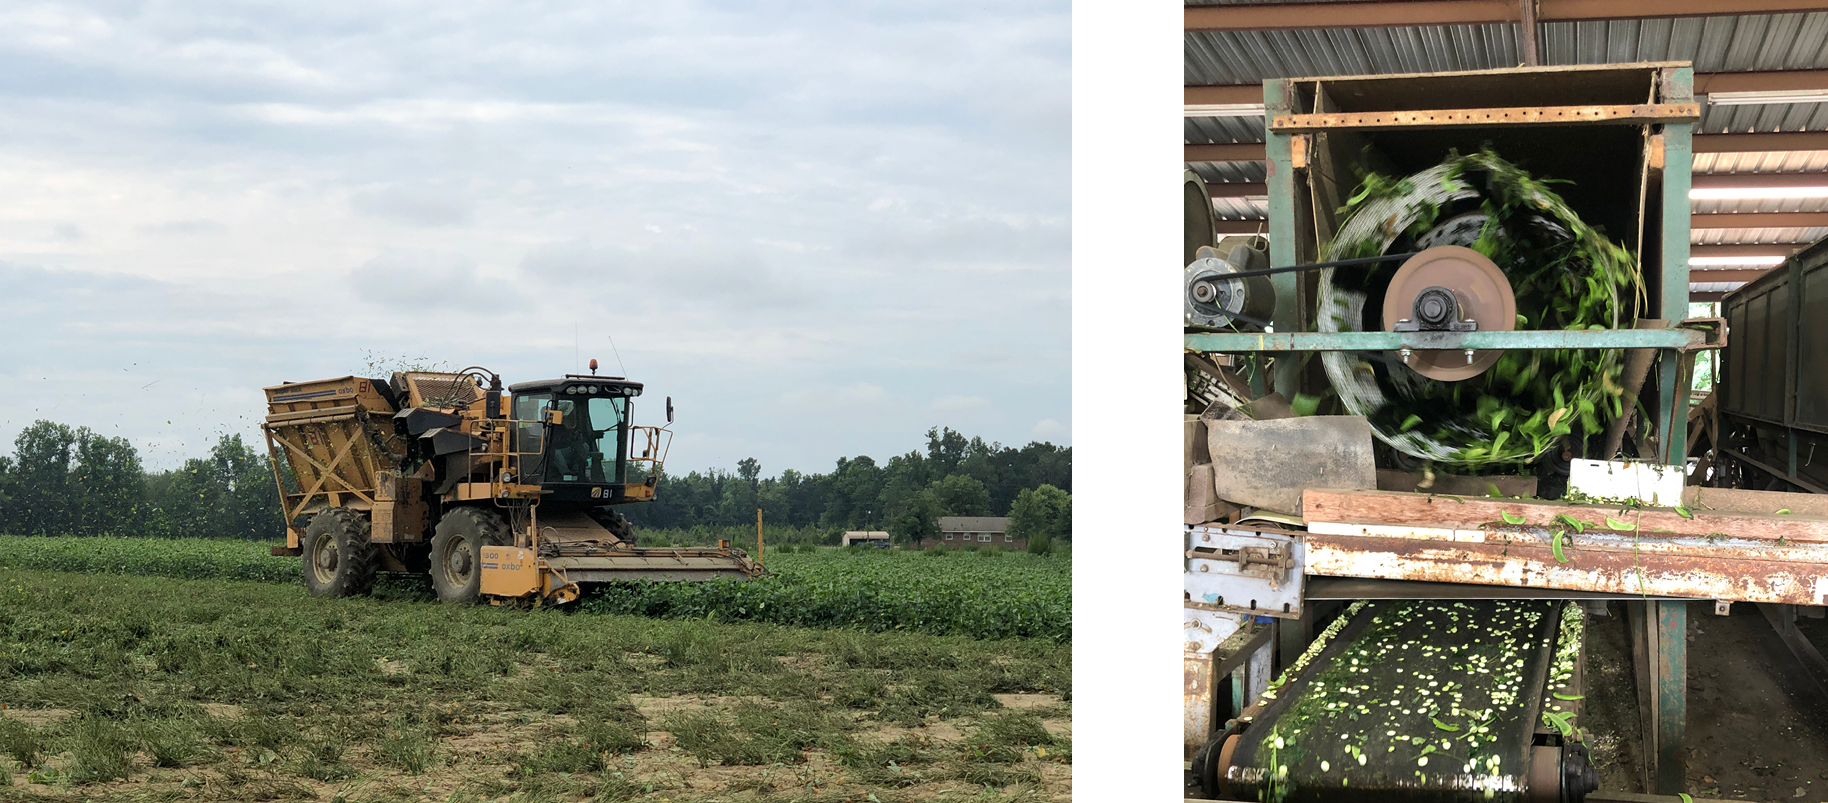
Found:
<box><xmin>1185</xmin><ymin>63</ymin><xmax>1711</xmax><ymax>794</ymax></box>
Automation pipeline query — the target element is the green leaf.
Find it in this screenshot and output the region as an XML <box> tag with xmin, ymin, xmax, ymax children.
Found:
<box><xmin>1777</xmin><ymin>508</ymin><xmax>1792</xmax><ymax>515</ymax></box>
<box><xmin>1551</xmin><ymin>530</ymin><xmax>1569</xmax><ymax>563</ymax></box>
<box><xmin>1430</xmin><ymin>717</ymin><xmax>1460</xmax><ymax>732</ymax></box>
<box><xmin>1551</xmin><ymin>692</ymin><xmax>1584</xmax><ymax>701</ymax></box>
<box><xmin>1679</xmin><ymin>795</ymin><xmax>1692</xmax><ymax>803</ymax></box>
<box><xmin>1400</xmin><ymin>414</ymin><xmax>1423</xmax><ymax>432</ymax></box>
<box><xmin>1673</xmin><ymin>505</ymin><xmax>1693</xmax><ymax>519</ymax></box>
<box><xmin>1605</xmin><ymin>516</ymin><xmax>1635</xmax><ymax>531</ymax></box>
<box><xmin>1541</xmin><ymin>711</ymin><xmax>1576</xmax><ymax>738</ymax></box>
<box><xmin>1553</xmin><ymin>513</ymin><xmax>1585</xmax><ymax>534</ymax></box>
<box><xmin>1500</xmin><ymin>511</ymin><xmax>1526</xmax><ymax>525</ymax></box>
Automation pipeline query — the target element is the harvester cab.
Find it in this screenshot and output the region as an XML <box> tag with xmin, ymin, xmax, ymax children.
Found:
<box><xmin>261</xmin><ymin>365</ymin><xmax>760</xmax><ymax>607</ymax></box>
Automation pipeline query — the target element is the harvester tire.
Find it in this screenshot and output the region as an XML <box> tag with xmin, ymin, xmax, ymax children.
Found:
<box><xmin>302</xmin><ymin>507</ymin><xmax>378</xmax><ymax>598</ymax></box>
<box><xmin>430</xmin><ymin>507</ymin><xmax>510</xmax><ymax>604</ymax></box>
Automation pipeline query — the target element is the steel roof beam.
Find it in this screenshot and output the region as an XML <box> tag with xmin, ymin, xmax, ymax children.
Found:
<box><xmin>1186</xmin><ymin>0</ymin><xmax>1828</xmax><ymax>32</ymax></box>
<box><xmin>1691</xmin><ymin>243</ymin><xmax>1808</xmax><ymax>258</ymax></box>
<box><xmin>1189</xmin><ymin>132</ymin><xmax>1828</xmax><ymax>162</ymax></box>
<box><xmin>1189</xmin><ymin>70</ymin><xmax>1828</xmax><ymax>108</ymax></box>
<box><xmin>1692</xmin><ymin>212</ymin><xmax>1828</xmax><ymax>229</ymax></box>
<box><xmin>1688</xmin><ymin>268</ymin><xmax>1772</xmax><ymax>282</ymax></box>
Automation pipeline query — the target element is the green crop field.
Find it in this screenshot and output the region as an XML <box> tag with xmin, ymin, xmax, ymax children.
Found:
<box><xmin>0</xmin><ymin>538</ymin><xmax>1070</xmax><ymax>643</ymax></box>
<box><xmin>0</xmin><ymin>567</ymin><xmax>1070</xmax><ymax>802</ymax></box>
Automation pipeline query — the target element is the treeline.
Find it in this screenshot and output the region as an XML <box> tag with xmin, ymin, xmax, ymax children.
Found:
<box><xmin>625</xmin><ymin>427</ymin><xmax>1072</xmax><ymax>546</ymax></box>
<box><xmin>0</xmin><ymin>421</ymin><xmax>1071</xmax><ymax>545</ymax></box>
<box><xmin>0</xmin><ymin>422</ymin><xmax>280</xmax><ymax>539</ymax></box>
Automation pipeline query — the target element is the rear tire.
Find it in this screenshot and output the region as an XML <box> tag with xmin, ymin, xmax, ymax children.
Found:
<box><xmin>301</xmin><ymin>507</ymin><xmax>378</xmax><ymax>598</ymax></box>
<box><xmin>430</xmin><ymin>507</ymin><xmax>510</xmax><ymax>604</ymax></box>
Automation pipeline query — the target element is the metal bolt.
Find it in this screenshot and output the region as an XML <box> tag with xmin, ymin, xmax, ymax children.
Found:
<box><xmin>1714</xmin><ymin>600</ymin><xmax>1731</xmax><ymax>616</ymax></box>
<box><xmin>1464</xmin><ymin>349</ymin><xmax>1475</xmax><ymax>365</ymax></box>
<box><xmin>1400</xmin><ymin>347</ymin><xmax>1413</xmax><ymax>363</ymax></box>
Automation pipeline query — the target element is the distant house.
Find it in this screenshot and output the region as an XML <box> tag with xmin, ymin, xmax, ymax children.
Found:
<box><xmin>937</xmin><ymin>516</ymin><xmax>1023</xmax><ymax>550</ymax></box>
<box><xmin>841</xmin><ymin>531</ymin><xmax>892</xmax><ymax>548</ymax></box>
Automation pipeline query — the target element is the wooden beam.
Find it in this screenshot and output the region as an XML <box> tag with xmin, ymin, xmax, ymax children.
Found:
<box><xmin>1694</xmin><ymin>69</ymin><xmax>1828</xmax><ymax>95</ymax></box>
<box><xmin>1186</xmin><ymin>0</ymin><xmax>1828</xmax><ymax>32</ymax></box>
<box><xmin>1691</xmin><ymin>291</ymin><xmax>1728</xmax><ymax>302</ymax></box>
<box><xmin>1213</xmin><ymin>219</ymin><xmax>1271</xmax><ymax>234</ymax></box>
<box><xmin>1272</xmin><ymin>103</ymin><xmax>1698</xmax><ymax>132</ymax></box>
<box><xmin>1692</xmin><ymin>212</ymin><xmax>1828</xmax><ymax>229</ymax></box>
<box><xmin>1688</xmin><ymin>268</ymin><xmax>1769</xmax><ymax>283</ymax></box>
<box><xmin>1186</xmin><ymin>142</ymin><xmax>1269</xmax><ymax>162</ymax></box>
<box><xmin>1691</xmin><ymin>243</ymin><xmax>1806</xmax><ymax>258</ymax></box>
<box><xmin>1186</xmin><ymin>85</ymin><xmax>1265</xmax><ymax>106</ymax></box>
<box><xmin>1206</xmin><ymin>182</ymin><xmax>1268</xmax><ymax>198</ymax></box>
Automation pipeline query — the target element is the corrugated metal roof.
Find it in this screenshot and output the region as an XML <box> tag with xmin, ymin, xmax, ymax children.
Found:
<box><xmin>1185</xmin><ymin>10</ymin><xmax>1828</xmax><ymax>250</ymax></box>
<box><xmin>1692</xmin><ymin>196</ymin><xmax>1828</xmax><ymax>214</ymax></box>
<box><xmin>1694</xmin><ymin>151</ymin><xmax>1828</xmax><ymax>173</ymax></box>
<box><xmin>1699</xmin><ymin>103</ymin><xmax>1828</xmax><ymax>134</ymax></box>
<box><xmin>1211</xmin><ymin>197</ymin><xmax>1271</xmax><ymax>219</ymax></box>
<box><xmin>1693</xmin><ymin>225</ymin><xmax>1828</xmax><ymax>243</ymax></box>
<box><xmin>1189</xmin><ymin>161</ymin><xmax>1268</xmax><ymax>183</ymax></box>
<box><xmin>1186</xmin><ymin>13</ymin><xmax>1828</xmax><ymax>85</ymax></box>
<box><xmin>1186</xmin><ymin>116</ymin><xmax>1265</xmax><ymax>145</ymax></box>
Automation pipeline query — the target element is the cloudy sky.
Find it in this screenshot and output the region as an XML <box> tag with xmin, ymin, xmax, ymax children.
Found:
<box><xmin>0</xmin><ymin>1</ymin><xmax>1070</xmax><ymax>475</ymax></box>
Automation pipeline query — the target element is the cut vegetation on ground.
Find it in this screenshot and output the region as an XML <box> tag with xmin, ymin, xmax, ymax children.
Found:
<box><xmin>0</xmin><ymin>568</ymin><xmax>1070</xmax><ymax>802</ymax></box>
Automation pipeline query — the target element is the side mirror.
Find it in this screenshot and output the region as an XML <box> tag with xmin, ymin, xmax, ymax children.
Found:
<box><xmin>542</xmin><ymin>408</ymin><xmax>564</xmax><ymax>426</ymax></box>
<box><xmin>666</xmin><ymin>396</ymin><xmax>674</xmax><ymax>424</ymax></box>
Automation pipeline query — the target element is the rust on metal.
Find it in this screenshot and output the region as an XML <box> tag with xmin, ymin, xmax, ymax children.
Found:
<box><xmin>1272</xmin><ymin>104</ymin><xmax>1700</xmax><ymax>132</ymax></box>
<box><xmin>1184</xmin><ymin>655</ymin><xmax>1214</xmax><ymax>749</ymax></box>
<box><xmin>1303</xmin><ymin>488</ymin><xmax>1828</xmax><ymax>544</ymax></box>
<box><xmin>1304</xmin><ymin>532</ymin><xmax>1828</xmax><ymax>606</ymax></box>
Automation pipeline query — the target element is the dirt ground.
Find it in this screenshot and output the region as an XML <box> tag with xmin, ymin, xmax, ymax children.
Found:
<box><xmin>2</xmin><ymin>693</ymin><xmax>1071</xmax><ymax>803</ymax></box>
<box><xmin>1185</xmin><ymin>600</ymin><xmax>1828</xmax><ymax>802</ymax></box>
<box><xmin>1585</xmin><ymin>601</ymin><xmax>1828</xmax><ymax>802</ymax></box>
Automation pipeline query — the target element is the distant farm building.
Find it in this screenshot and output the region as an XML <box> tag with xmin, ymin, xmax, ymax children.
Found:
<box><xmin>938</xmin><ymin>516</ymin><xmax>1022</xmax><ymax>550</ymax></box>
<box><xmin>841</xmin><ymin>531</ymin><xmax>892</xmax><ymax>548</ymax></box>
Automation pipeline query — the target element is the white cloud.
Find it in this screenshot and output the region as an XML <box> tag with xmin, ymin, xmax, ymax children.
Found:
<box><xmin>0</xmin><ymin>0</ymin><xmax>1069</xmax><ymax>473</ymax></box>
<box><xmin>1032</xmin><ymin>418</ymin><xmax>1067</xmax><ymax>440</ymax></box>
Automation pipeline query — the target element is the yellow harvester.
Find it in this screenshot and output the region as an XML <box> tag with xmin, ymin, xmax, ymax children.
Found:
<box><xmin>262</xmin><ymin>365</ymin><xmax>760</xmax><ymax>604</ymax></box>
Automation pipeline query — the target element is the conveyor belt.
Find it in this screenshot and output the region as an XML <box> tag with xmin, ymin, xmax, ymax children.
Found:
<box><xmin>1197</xmin><ymin>599</ymin><xmax>1596</xmax><ymax>802</ymax></box>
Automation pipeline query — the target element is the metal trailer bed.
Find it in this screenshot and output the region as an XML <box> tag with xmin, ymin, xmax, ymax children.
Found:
<box><xmin>1714</xmin><ymin>237</ymin><xmax>1828</xmax><ymax>495</ymax></box>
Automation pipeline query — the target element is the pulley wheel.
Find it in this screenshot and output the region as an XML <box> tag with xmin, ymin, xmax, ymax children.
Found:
<box><xmin>1381</xmin><ymin>245</ymin><xmax>1516</xmax><ymax>382</ymax></box>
